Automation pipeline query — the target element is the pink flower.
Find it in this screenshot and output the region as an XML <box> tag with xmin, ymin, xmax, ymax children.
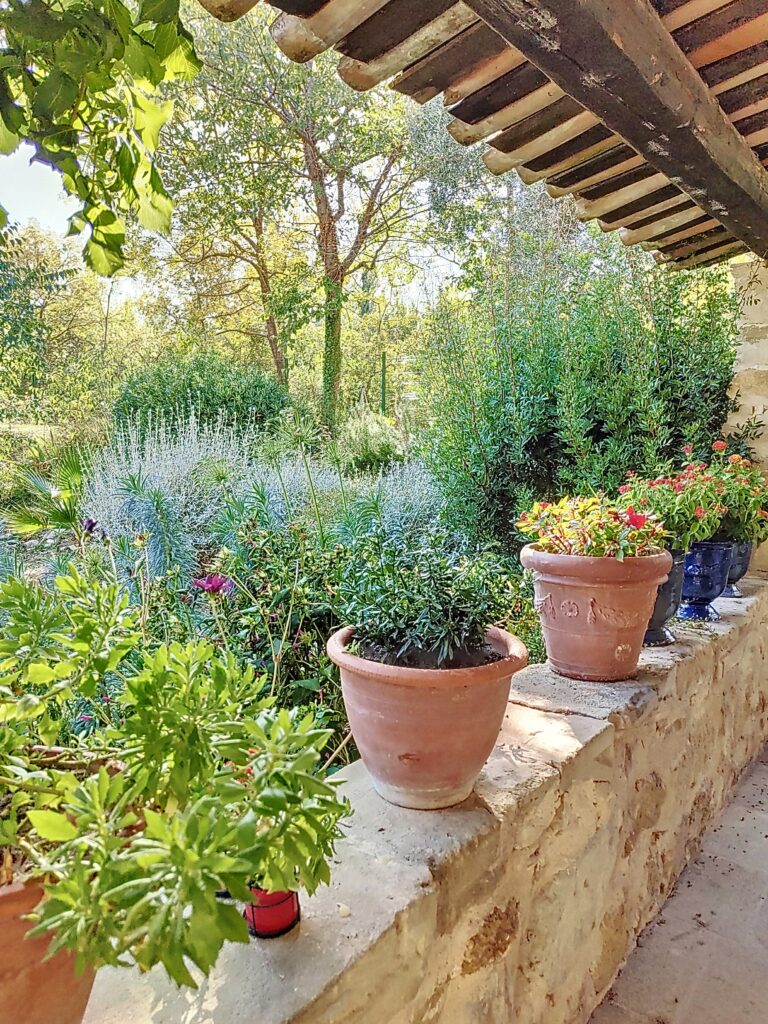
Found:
<box><xmin>192</xmin><ymin>574</ymin><xmax>234</xmax><ymax>596</ymax></box>
<box><xmin>712</xmin><ymin>440</ymin><xmax>727</xmax><ymax>452</ymax></box>
<box><xmin>694</xmin><ymin>506</ymin><xmax>706</xmax><ymax>519</ymax></box>
<box><xmin>618</xmin><ymin>484</ymin><xmax>631</xmax><ymax>494</ymax></box>
<box><xmin>683</xmin><ymin>444</ymin><xmax>693</xmax><ymax>456</ymax></box>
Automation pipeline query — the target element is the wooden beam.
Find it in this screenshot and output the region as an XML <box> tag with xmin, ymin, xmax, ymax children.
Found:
<box><xmin>463</xmin><ymin>0</ymin><xmax>768</xmax><ymax>258</ymax></box>
<box><xmin>673</xmin><ymin>239</ymin><xmax>748</xmax><ymax>268</ymax></box>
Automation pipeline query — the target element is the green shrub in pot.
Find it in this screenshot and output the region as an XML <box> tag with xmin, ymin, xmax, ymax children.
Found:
<box><xmin>328</xmin><ymin>527</ymin><xmax>528</xmax><ymax>810</ymax></box>
<box><xmin>0</xmin><ymin>567</ymin><xmax>348</xmax><ymax>1017</ymax></box>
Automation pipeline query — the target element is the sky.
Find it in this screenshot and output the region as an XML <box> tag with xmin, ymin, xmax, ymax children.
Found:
<box><xmin>0</xmin><ymin>144</ymin><xmax>77</xmax><ymax>234</ymax></box>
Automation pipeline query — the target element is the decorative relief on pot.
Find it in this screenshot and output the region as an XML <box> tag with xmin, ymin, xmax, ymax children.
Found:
<box><xmin>614</xmin><ymin>643</ymin><xmax>632</xmax><ymax>662</ymax></box>
<box><xmin>535</xmin><ymin>593</ymin><xmax>556</xmax><ymax>619</ymax></box>
<box><xmin>560</xmin><ymin>600</ymin><xmax>579</xmax><ymax>618</ymax></box>
<box><xmin>587</xmin><ymin>599</ymin><xmax>641</xmax><ymax>629</ymax></box>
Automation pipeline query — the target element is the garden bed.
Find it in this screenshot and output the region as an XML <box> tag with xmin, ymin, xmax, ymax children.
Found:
<box><xmin>83</xmin><ymin>578</ymin><xmax>768</xmax><ymax>1024</ymax></box>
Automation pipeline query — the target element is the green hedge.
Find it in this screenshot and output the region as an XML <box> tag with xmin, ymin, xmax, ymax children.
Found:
<box><xmin>112</xmin><ymin>352</ymin><xmax>289</xmax><ymax>434</ymax></box>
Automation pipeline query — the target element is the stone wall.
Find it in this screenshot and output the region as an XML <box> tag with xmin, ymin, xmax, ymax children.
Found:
<box><xmin>729</xmin><ymin>260</ymin><xmax>768</xmax><ymax>567</ymax></box>
<box><xmin>85</xmin><ymin>581</ymin><xmax>768</xmax><ymax>1024</ymax></box>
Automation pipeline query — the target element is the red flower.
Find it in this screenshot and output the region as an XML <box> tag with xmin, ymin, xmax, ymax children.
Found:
<box><xmin>625</xmin><ymin>507</ymin><xmax>648</xmax><ymax>529</ymax></box>
<box><xmin>712</xmin><ymin>440</ymin><xmax>727</xmax><ymax>452</ymax></box>
<box><xmin>683</xmin><ymin>444</ymin><xmax>693</xmax><ymax>456</ymax></box>
<box><xmin>694</xmin><ymin>506</ymin><xmax>706</xmax><ymax>519</ymax></box>
<box><xmin>618</xmin><ymin>484</ymin><xmax>631</xmax><ymax>494</ymax></box>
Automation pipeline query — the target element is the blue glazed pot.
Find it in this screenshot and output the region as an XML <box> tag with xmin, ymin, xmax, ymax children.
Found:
<box><xmin>644</xmin><ymin>549</ymin><xmax>685</xmax><ymax>646</ymax></box>
<box><xmin>678</xmin><ymin>541</ymin><xmax>734</xmax><ymax>622</ymax></box>
<box><xmin>722</xmin><ymin>541</ymin><xmax>753</xmax><ymax>599</ymax></box>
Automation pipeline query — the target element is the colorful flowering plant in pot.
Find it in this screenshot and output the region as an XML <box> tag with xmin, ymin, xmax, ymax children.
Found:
<box><xmin>518</xmin><ymin>496</ymin><xmax>671</xmax><ymax>681</ymax></box>
<box><xmin>327</xmin><ymin>525</ymin><xmax>528</xmax><ymax>810</ymax></box>
<box><xmin>0</xmin><ymin>568</ymin><xmax>348</xmax><ymax>1024</ymax></box>
<box><xmin>618</xmin><ymin>460</ymin><xmax>723</xmax><ymax>645</ymax></box>
<box><xmin>709</xmin><ymin>446</ymin><xmax>768</xmax><ymax>598</ymax></box>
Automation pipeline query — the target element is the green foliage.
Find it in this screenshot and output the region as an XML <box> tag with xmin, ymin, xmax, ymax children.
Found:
<box><xmin>0</xmin><ymin>224</ymin><xmax>67</xmax><ymax>365</ymax></box>
<box><xmin>0</xmin><ymin>566</ymin><xmax>349</xmax><ymax>983</ymax></box>
<box><xmin>516</xmin><ymin>495</ymin><xmax>667</xmax><ymax>559</ymax></box>
<box><xmin>338</xmin><ymin>525</ymin><xmax>517</xmax><ymax>667</ymax></box>
<box><xmin>0</xmin><ymin>0</ymin><xmax>200</xmax><ymax>272</ymax></box>
<box><xmin>336</xmin><ymin>404</ymin><xmax>404</xmax><ymax>476</ymax></box>
<box><xmin>111</xmin><ymin>351</ymin><xmax>290</xmax><ymax>434</ymax></box>
<box><xmin>4</xmin><ymin>445</ymin><xmax>87</xmax><ymax>539</ymax></box>
<box><xmin>422</xmin><ymin>244</ymin><xmax>742</xmax><ymax>551</ymax></box>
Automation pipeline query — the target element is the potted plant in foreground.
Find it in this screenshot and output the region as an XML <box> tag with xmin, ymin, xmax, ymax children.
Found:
<box><xmin>618</xmin><ymin>461</ymin><xmax>723</xmax><ymax>645</ymax></box>
<box><xmin>327</xmin><ymin>526</ymin><xmax>528</xmax><ymax>810</ymax></box>
<box><xmin>0</xmin><ymin>569</ymin><xmax>348</xmax><ymax>1024</ymax></box>
<box><xmin>710</xmin><ymin>446</ymin><xmax>768</xmax><ymax>599</ymax></box>
<box><xmin>518</xmin><ymin>496</ymin><xmax>671</xmax><ymax>681</ymax></box>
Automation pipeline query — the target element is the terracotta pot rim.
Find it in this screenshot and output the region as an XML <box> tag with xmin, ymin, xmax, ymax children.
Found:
<box><xmin>327</xmin><ymin>625</ymin><xmax>528</xmax><ymax>689</ymax></box>
<box><xmin>0</xmin><ymin>879</ymin><xmax>43</xmax><ymax>913</ymax></box>
<box><xmin>520</xmin><ymin>543</ymin><xmax>672</xmax><ymax>582</ymax></box>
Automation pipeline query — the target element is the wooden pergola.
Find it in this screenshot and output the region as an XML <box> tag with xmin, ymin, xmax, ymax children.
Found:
<box><xmin>199</xmin><ymin>0</ymin><xmax>768</xmax><ymax>269</ymax></box>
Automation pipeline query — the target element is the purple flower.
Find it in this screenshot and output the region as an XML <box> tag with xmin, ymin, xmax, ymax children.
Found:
<box><xmin>192</xmin><ymin>574</ymin><xmax>235</xmax><ymax>596</ymax></box>
<box><xmin>80</xmin><ymin>714</ymin><xmax>94</xmax><ymax>722</ymax></box>
<box><xmin>82</xmin><ymin>517</ymin><xmax>97</xmax><ymax>535</ymax></box>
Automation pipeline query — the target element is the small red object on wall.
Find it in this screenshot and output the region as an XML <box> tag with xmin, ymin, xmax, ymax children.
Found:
<box><xmin>243</xmin><ymin>888</ymin><xmax>300</xmax><ymax>938</ymax></box>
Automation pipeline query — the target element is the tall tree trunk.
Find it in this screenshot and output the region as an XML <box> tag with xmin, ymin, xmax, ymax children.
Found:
<box><xmin>252</xmin><ymin>214</ymin><xmax>287</xmax><ymax>386</ymax></box>
<box><xmin>321</xmin><ymin>275</ymin><xmax>343</xmax><ymax>429</ymax></box>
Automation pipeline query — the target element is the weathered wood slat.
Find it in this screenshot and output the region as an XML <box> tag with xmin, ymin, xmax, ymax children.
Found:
<box><xmin>195</xmin><ymin>0</ymin><xmax>258</xmax><ymax>22</ymax></box>
<box><xmin>490</xmin><ymin>95</ymin><xmax>584</xmax><ymax>153</ymax></box>
<box><xmin>578</xmin><ymin>163</ymin><xmax>657</xmax><ymax>202</ymax></box>
<box><xmin>674</xmin><ymin>0</ymin><xmax>766</xmax><ymax>54</ymax></box>
<box><xmin>693</xmin><ymin>242</ymin><xmax>749</xmax><ymax>266</ymax></box>
<box><xmin>270</xmin><ymin>0</ymin><xmax>391</xmax><ymax>62</ymax></box>
<box><xmin>719</xmin><ymin>72</ymin><xmax>768</xmax><ymax>114</ymax></box>
<box><xmin>620</xmin><ymin>205</ymin><xmax>708</xmax><ymax>245</ymax></box>
<box><xmin>639</xmin><ymin>213</ymin><xmax>715</xmax><ymax>247</ymax></box>
<box><xmin>392</xmin><ymin>22</ymin><xmax>510</xmax><ymax>103</ymax></box>
<box><xmin>337</xmin><ymin>0</ymin><xmax>458</xmax><ymax>63</ymax></box>
<box><xmin>656</xmin><ymin>233</ymin><xmax>736</xmax><ymax>261</ymax></box>
<box><xmin>463</xmin><ymin>0</ymin><xmax>768</xmax><ymax>256</ymax></box>
<box><xmin>661</xmin><ymin>0</ymin><xmax>736</xmax><ymax>31</ymax></box>
<box><xmin>266</xmin><ymin>0</ymin><xmax>329</xmax><ymax>14</ymax></box>
<box><xmin>658</xmin><ymin>225</ymin><xmax>730</xmax><ymax>258</ymax></box>
<box><xmin>674</xmin><ymin>239</ymin><xmax>748</xmax><ymax>267</ymax></box>
<box><xmin>522</xmin><ymin>124</ymin><xmax>615</xmax><ymax>174</ymax></box>
<box><xmin>688</xmin><ymin>12</ymin><xmax>768</xmax><ymax>68</ymax></box>
<box><xmin>577</xmin><ymin>173</ymin><xmax>671</xmax><ymax>223</ymax></box>
<box><xmin>449</xmin><ymin>61</ymin><xmax>547</xmax><ymax>124</ymax></box>
<box><xmin>600</xmin><ymin>184</ymin><xmax>683</xmax><ymax>226</ymax></box>
<box><xmin>338</xmin><ymin>5</ymin><xmax>478</xmax><ymax>91</ymax></box>
<box><xmin>448</xmin><ymin>80</ymin><xmax>563</xmax><ymax>144</ymax></box>
<box><xmin>484</xmin><ymin>109</ymin><xmax>599</xmax><ymax>173</ymax></box>
<box><xmin>703</xmin><ymin>40</ymin><xmax>768</xmax><ymax>88</ymax></box>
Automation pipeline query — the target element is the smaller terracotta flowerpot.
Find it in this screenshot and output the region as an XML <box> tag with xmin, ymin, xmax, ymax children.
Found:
<box><xmin>0</xmin><ymin>881</ymin><xmax>94</xmax><ymax>1024</ymax></box>
<box><xmin>722</xmin><ymin>541</ymin><xmax>753</xmax><ymax>599</ymax></box>
<box><xmin>520</xmin><ymin>544</ymin><xmax>672</xmax><ymax>682</ymax></box>
<box><xmin>644</xmin><ymin>550</ymin><xmax>685</xmax><ymax>647</ymax></box>
<box><xmin>243</xmin><ymin>888</ymin><xmax>300</xmax><ymax>938</ymax></box>
<box><xmin>678</xmin><ymin>541</ymin><xmax>734</xmax><ymax>621</ymax></box>
<box><xmin>327</xmin><ymin>626</ymin><xmax>528</xmax><ymax>810</ymax></box>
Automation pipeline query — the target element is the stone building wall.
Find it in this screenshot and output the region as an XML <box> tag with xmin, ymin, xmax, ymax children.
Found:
<box><xmin>85</xmin><ymin>581</ymin><xmax>768</xmax><ymax>1024</ymax></box>
<box><xmin>729</xmin><ymin>260</ymin><xmax>768</xmax><ymax>567</ymax></box>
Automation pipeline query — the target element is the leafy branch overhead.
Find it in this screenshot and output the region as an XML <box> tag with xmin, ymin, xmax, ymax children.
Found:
<box><xmin>0</xmin><ymin>0</ymin><xmax>200</xmax><ymax>273</ymax></box>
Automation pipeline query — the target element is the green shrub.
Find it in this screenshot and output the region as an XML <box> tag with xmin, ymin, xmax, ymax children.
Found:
<box><xmin>112</xmin><ymin>351</ymin><xmax>289</xmax><ymax>434</ymax></box>
<box><xmin>422</xmin><ymin>250</ymin><xmax>741</xmax><ymax>551</ymax></box>
<box><xmin>336</xmin><ymin>404</ymin><xmax>404</xmax><ymax>475</ymax></box>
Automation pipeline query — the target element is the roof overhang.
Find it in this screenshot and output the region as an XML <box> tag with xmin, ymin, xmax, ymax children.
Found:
<box><xmin>197</xmin><ymin>0</ymin><xmax>768</xmax><ymax>269</ymax></box>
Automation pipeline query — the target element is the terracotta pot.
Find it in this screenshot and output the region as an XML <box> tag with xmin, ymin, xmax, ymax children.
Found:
<box><xmin>243</xmin><ymin>888</ymin><xmax>300</xmax><ymax>938</ymax></box>
<box><xmin>520</xmin><ymin>544</ymin><xmax>672</xmax><ymax>682</ymax></box>
<box><xmin>327</xmin><ymin>626</ymin><xmax>528</xmax><ymax>810</ymax></box>
<box><xmin>0</xmin><ymin>881</ymin><xmax>94</xmax><ymax>1024</ymax></box>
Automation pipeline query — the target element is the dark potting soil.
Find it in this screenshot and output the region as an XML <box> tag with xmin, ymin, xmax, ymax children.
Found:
<box><xmin>356</xmin><ymin>641</ymin><xmax>503</xmax><ymax>670</ymax></box>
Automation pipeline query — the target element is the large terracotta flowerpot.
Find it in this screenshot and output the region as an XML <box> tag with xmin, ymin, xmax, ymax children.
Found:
<box><xmin>0</xmin><ymin>881</ymin><xmax>94</xmax><ymax>1024</ymax></box>
<box><xmin>520</xmin><ymin>544</ymin><xmax>672</xmax><ymax>682</ymax></box>
<box><xmin>644</xmin><ymin>549</ymin><xmax>685</xmax><ymax>647</ymax></box>
<box><xmin>678</xmin><ymin>540</ymin><xmax>734</xmax><ymax>621</ymax></box>
<box><xmin>722</xmin><ymin>540</ymin><xmax>753</xmax><ymax>599</ymax></box>
<box><xmin>327</xmin><ymin>626</ymin><xmax>528</xmax><ymax>810</ymax></box>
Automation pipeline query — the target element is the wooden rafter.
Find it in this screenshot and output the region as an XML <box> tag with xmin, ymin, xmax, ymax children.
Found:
<box><xmin>462</xmin><ymin>0</ymin><xmax>768</xmax><ymax>258</ymax></box>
